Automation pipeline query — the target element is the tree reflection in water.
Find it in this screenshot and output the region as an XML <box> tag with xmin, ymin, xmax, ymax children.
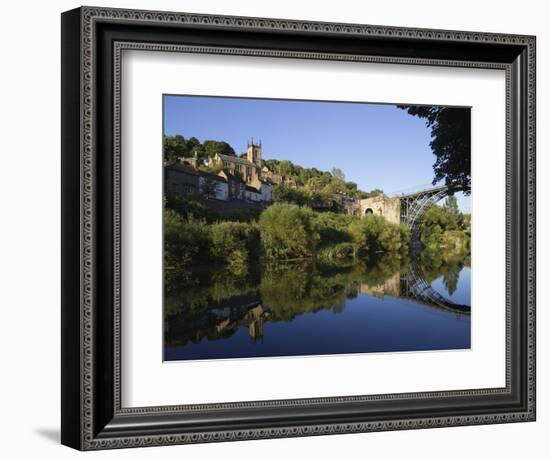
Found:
<box><xmin>164</xmin><ymin>250</ymin><xmax>470</xmax><ymax>350</ymax></box>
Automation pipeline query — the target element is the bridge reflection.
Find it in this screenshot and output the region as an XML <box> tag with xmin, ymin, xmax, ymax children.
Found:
<box><xmin>361</xmin><ymin>263</ymin><xmax>470</xmax><ymax>314</ymax></box>
<box><xmin>165</xmin><ymin>262</ymin><xmax>470</xmax><ymax>349</ymax></box>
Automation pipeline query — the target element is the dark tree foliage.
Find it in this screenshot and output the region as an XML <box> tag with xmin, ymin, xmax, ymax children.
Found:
<box><xmin>163</xmin><ymin>134</ymin><xmax>188</xmax><ymax>163</ymax></box>
<box><xmin>398</xmin><ymin>106</ymin><xmax>471</xmax><ymax>192</ymax></box>
<box><xmin>163</xmin><ymin>135</ymin><xmax>236</xmax><ymax>163</ymax></box>
<box><xmin>203</xmin><ymin>140</ymin><xmax>235</xmax><ymax>158</ymax></box>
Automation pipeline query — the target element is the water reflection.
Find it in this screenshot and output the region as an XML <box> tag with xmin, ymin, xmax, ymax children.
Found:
<box><xmin>164</xmin><ymin>252</ymin><xmax>471</xmax><ymax>361</ymax></box>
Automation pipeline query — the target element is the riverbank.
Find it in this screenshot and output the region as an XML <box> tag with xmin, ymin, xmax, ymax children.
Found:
<box><xmin>165</xmin><ymin>203</ymin><xmax>410</xmax><ymax>284</ymax></box>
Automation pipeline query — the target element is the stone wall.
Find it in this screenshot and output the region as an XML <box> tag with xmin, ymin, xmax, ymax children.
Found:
<box><xmin>360</xmin><ymin>272</ymin><xmax>401</xmax><ymax>298</ymax></box>
<box><xmin>359</xmin><ymin>195</ymin><xmax>401</xmax><ymax>225</ymax></box>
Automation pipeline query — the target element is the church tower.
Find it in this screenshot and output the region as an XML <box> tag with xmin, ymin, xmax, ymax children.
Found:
<box><xmin>246</xmin><ymin>140</ymin><xmax>262</xmax><ymax>166</ymax></box>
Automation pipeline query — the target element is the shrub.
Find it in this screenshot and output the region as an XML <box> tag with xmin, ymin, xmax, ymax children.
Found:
<box><xmin>348</xmin><ymin>215</ymin><xmax>409</xmax><ymax>253</ymax></box>
<box><xmin>210</xmin><ymin>221</ymin><xmax>260</xmax><ymax>271</ymax></box>
<box><xmin>165</xmin><ymin>194</ymin><xmax>214</xmax><ymax>222</ymax></box>
<box><xmin>317</xmin><ymin>242</ymin><xmax>359</xmax><ymax>262</ymax></box>
<box><xmin>164</xmin><ymin>210</ymin><xmax>210</xmax><ymax>274</ymax></box>
<box><xmin>272</xmin><ymin>185</ymin><xmax>314</xmax><ymax>206</ymax></box>
<box><xmin>259</xmin><ymin>204</ymin><xmax>319</xmax><ymax>259</ymax></box>
<box><xmin>312</xmin><ymin>211</ymin><xmax>354</xmax><ymax>246</ymax></box>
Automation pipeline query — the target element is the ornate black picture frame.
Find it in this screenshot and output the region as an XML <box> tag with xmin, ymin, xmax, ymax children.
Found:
<box><xmin>61</xmin><ymin>6</ymin><xmax>536</xmax><ymax>450</ymax></box>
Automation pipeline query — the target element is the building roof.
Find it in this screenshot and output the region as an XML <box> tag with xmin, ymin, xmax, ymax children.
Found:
<box><xmin>217</xmin><ymin>153</ymin><xmax>258</xmax><ymax>168</ymax></box>
<box><xmin>259</xmin><ymin>178</ymin><xmax>273</xmax><ymax>186</ymax></box>
<box><xmin>165</xmin><ymin>162</ymin><xmax>199</xmax><ymax>175</ymax></box>
<box><xmin>199</xmin><ymin>170</ymin><xmax>227</xmax><ymax>183</ymax></box>
<box><xmin>219</xmin><ymin>169</ymin><xmax>245</xmax><ymax>183</ymax></box>
<box><xmin>245</xmin><ymin>185</ymin><xmax>261</xmax><ymax>194</ymax></box>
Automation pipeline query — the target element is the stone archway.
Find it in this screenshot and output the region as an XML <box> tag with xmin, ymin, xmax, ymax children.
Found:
<box><xmin>359</xmin><ymin>194</ymin><xmax>401</xmax><ymax>225</ymax></box>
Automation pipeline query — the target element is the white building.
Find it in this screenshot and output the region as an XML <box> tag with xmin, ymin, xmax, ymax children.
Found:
<box><xmin>198</xmin><ymin>172</ymin><xmax>229</xmax><ymax>201</ymax></box>
<box><xmin>245</xmin><ymin>185</ymin><xmax>262</xmax><ymax>203</ymax></box>
<box><xmin>259</xmin><ymin>180</ymin><xmax>273</xmax><ymax>203</ymax></box>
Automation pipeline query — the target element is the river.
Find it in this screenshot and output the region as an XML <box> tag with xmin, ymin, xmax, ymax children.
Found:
<box><xmin>164</xmin><ymin>252</ymin><xmax>471</xmax><ymax>361</ymax></box>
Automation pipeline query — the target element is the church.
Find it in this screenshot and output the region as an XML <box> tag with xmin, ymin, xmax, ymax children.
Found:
<box><xmin>208</xmin><ymin>141</ymin><xmax>263</xmax><ymax>184</ymax></box>
<box><xmin>207</xmin><ymin>141</ymin><xmax>273</xmax><ymax>201</ymax></box>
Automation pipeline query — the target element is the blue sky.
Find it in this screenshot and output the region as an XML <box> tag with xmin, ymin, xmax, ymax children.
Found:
<box><xmin>163</xmin><ymin>95</ymin><xmax>470</xmax><ymax>212</ymax></box>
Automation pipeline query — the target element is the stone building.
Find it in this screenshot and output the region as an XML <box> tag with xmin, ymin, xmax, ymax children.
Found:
<box><xmin>258</xmin><ymin>180</ymin><xmax>273</xmax><ymax>202</ymax></box>
<box><xmin>245</xmin><ymin>185</ymin><xmax>262</xmax><ymax>203</ymax></box>
<box><xmin>208</xmin><ymin>142</ymin><xmax>262</xmax><ymax>183</ymax></box>
<box><xmin>166</xmin><ymin>141</ymin><xmax>275</xmax><ymax>205</ymax></box>
<box><xmin>198</xmin><ymin>171</ymin><xmax>228</xmax><ymax>201</ymax></box>
<box><xmin>164</xmin><ymin>163</ymin><xmax>200</xmax><ymax>199</ymax></box>
<box><xmin>218</xmin><ymin>170</ymin><xmax>246</xmax><ymax>200</ymax></box>
<box><xmin>359</xmin><ymin>194</ymin><xmax>401</xmax><ymax>225</ymax></box>
<box><xmin>209</xmin><ymin>141</ymin><xmax>275</xmax><ymax>203</ymax></box>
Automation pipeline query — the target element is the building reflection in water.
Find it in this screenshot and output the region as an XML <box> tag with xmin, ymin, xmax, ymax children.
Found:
<box><xmin>165</xmin><ymin>254</ymin><xmax>471</xmax><ymax>358</ymax></box>
<box><xmin>215</xmin><ymin>304</ymin><xmax>269</xmax><ymax>341</ymax></box>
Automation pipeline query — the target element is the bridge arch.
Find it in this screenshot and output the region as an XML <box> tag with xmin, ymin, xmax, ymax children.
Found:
<box><xmin>400</xmin><ymin>263</ymin><xmax>470</xmax><ymax>314</ymax></box>
<box><xmin>397</xmin><ymin>183</ymin><xmax>470</xmax><ymax>251</ymax></box>
<box><xmin>398</xmin><ymin>183</ymin><xmax>470</xmax><ymax>227</ymax></box>
<box><xmin>359</xmin><ymin>183</ymin><xmax>470</xmax><ymax>251</ymax></box>
<box><xmin>359</xmin><ymin>194</ymin><xmax>401</xmax><ymax>225</ymax></box>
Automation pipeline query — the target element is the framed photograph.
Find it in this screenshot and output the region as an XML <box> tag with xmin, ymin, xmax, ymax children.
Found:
<box><xmin>61</xmin><ymin>6</ymin><xmax>536</xmax><ymax>450</ymax></box>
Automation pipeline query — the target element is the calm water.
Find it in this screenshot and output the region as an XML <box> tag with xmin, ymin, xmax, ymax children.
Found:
<box><xmin>164</xmin><ymin>253</ymin><xmax>471</xmax><ymax>361</ymax></box>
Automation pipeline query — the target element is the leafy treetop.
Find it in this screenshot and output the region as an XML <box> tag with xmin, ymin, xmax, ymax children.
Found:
<box><xmin>398</xmin><ymin>106</ymin><xmax>471</xmax><ymax>193</ymax></box>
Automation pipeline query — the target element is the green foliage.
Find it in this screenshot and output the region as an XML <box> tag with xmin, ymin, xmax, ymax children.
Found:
<box><xmin>272</xmin><ymin>185</ymin><xmax>314</xmax><ymax>206</ymax></box>
<box><xmin>362</xmin><ymin>252</ymin><xmax>410</xmax><ymax>287</ymax></box>
<box><xmin>259</xmin><ymin>262</ymin><xmax>360</xmax><ymax>322</ymax></box>
<box><xmin>259</xmin><ymin>204</ymin><xmax>319</xmax><ymax>259</ymax></box>
<box><xmin>419</xmin><ymin>248</ymin><xmax>469</xmax><ymax>295</ymax></box>
<box><xmin>210</xmin><ymin>221</ymin><xmax>260</xmax><ymax>273</ymax></box>
<box><xmin>165</xmin><ymin>244</ymin><xmax>470</xmax><ymax>347</ymax></box>
<box><xmin>203</xmin><ymin>140</ymin><xmax>235</xmax><ymax>158</ymax></box>
<box><xmin>163</xmin><ymin>135</ymin><xmax>236</xmax><ymax>163</ymax></box>
<box><xmin>312</xmin><ymin>211</ymin><xmax>354</xmax><ymax>246</ymax></box>
<box><xmin>317</xmin><ymin>242</ymin><xmax>359</xmax><ymax>262</ymax></box>
<box><xmin>420</xmin><ymin>201</ymin><xmax>468</xmax><ymax>250</ymax></box>
<box><xmin>398</xmin><ymin>106</ymin><xmax>471</xmax><ymax>190</ymax></box>
<box><xmin>277</xmin><ymin>160</ymin><xmax>294</xmax><ymax>177</ymax></box>
<box><xmin>164</xmin><ymin>210</ymin><xmax>210</xmax><ymax>284</ymax></box>
<box><xmin>163</xmin><ymin>134</ymin><xmax>188</xmax><ymax>163</ymax></box>
<box><xmin>200</xmin><ymin>175</ymin><xmax>220</xmax><ymax>199</ymax></box>
<box><xmin>164</xmin><ymin>210</ymin><xmax>261</xmax><ymax>282</ymax></box>
<box><xmin>348</xmin><ymin>215</ymin><xmax>409</xmax><ymax>253</ymax></box>
<box><xmin>165</xmin><ymin>194</ymin><xmax>215</xmax><ymax>222</ymax></box>
<box><xmin>443</xmin><ymin>194</ymin><xmax>460</xmax><ymax>215</ymax></box>
<box><xmin>218</xmin><ymin>208</ymin><xmax>262</xmax><ymax>223</ymax></box>
<box><xmin>358</xmin><ymin>188</ymin><xmax>384</xmax><ymax>199</ymax></box>
<box><xmin>262</xmin><ymin>158</ymin><xmax>381</xmax><ymax>204</ymax></box>
<box><xmin>331</xmin><ymin>167</ymin><xmax>345</xmax><ymax>180</ymax></box>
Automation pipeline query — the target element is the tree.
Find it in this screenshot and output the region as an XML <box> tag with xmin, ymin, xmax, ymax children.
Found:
<box><xmin>331</xmin><ymin>167</ymin><xmax>345</xmax><ymax>181</ymax></box>
<box><xmin>200</xmin><ymin>176</ymin><xmax>219</xmax><ymax>199</ymax></box>
<box><xmin>259</xmin><ymin>204</ymin><xmax>319</xmax><ymax>259</ymax></box>
<box><xmin>442</xmin><ymin>268</ymin><xmax>460</xmax><ymax>296</ymax></box>
<box><xmin>398</xmin><ymin>106</ymin><xmax>471</xmax><ymax>191</ymax></box>
<box><xmin>163</xmin><ymin>210</ymin><xmax>210</xmax><ymax>274</ymax></box>
<box><xmin>210</xmin><ymin>221</ymin><xmax>260</xmax><ymax>273</ymax></box>
<box><xmin>273</xmin><ymin>185</ymin><xmax>313</xmax><ymax>207</ymax></box>
<box><xmin>420</xmin><ymin>203</ymin><xmax>462</xmax><ymax>249</ymax></box>
<box><xmin>163</xmin><ymin>134</ymin><xmax>188</xmax><ymax>163</ymax></box>
<box><xmin>186</xmin><ymin>136</ymin><xmax>200</xmax><ymax>151</ymax></box>
<box><xmin>190</xmin><ymin>143</ymin><xmax>206</xmax><ymax>160</ymax></box>
<box><xmin>348</xmin><ymin>215</ymin><xmax>409</xmax><ymax>253</ymax></box>
<box><xmin>443</xmin><ymin>195</ymin><xmax>460</xmax><ymax>216</ymax></box>
<box><xmin>277</xmin><ymin>160</ymin><xmax>293</xmax><ymax>177</ymax></box>
<box><xmin>358</xmin><ymin>188</ymin><xmax>384</xmax><ymax>199</ymax></box>
<box><xmin>203</xmin><ymin>140</ymin><xmax>235</xmax><ymax>158</ymax></box>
